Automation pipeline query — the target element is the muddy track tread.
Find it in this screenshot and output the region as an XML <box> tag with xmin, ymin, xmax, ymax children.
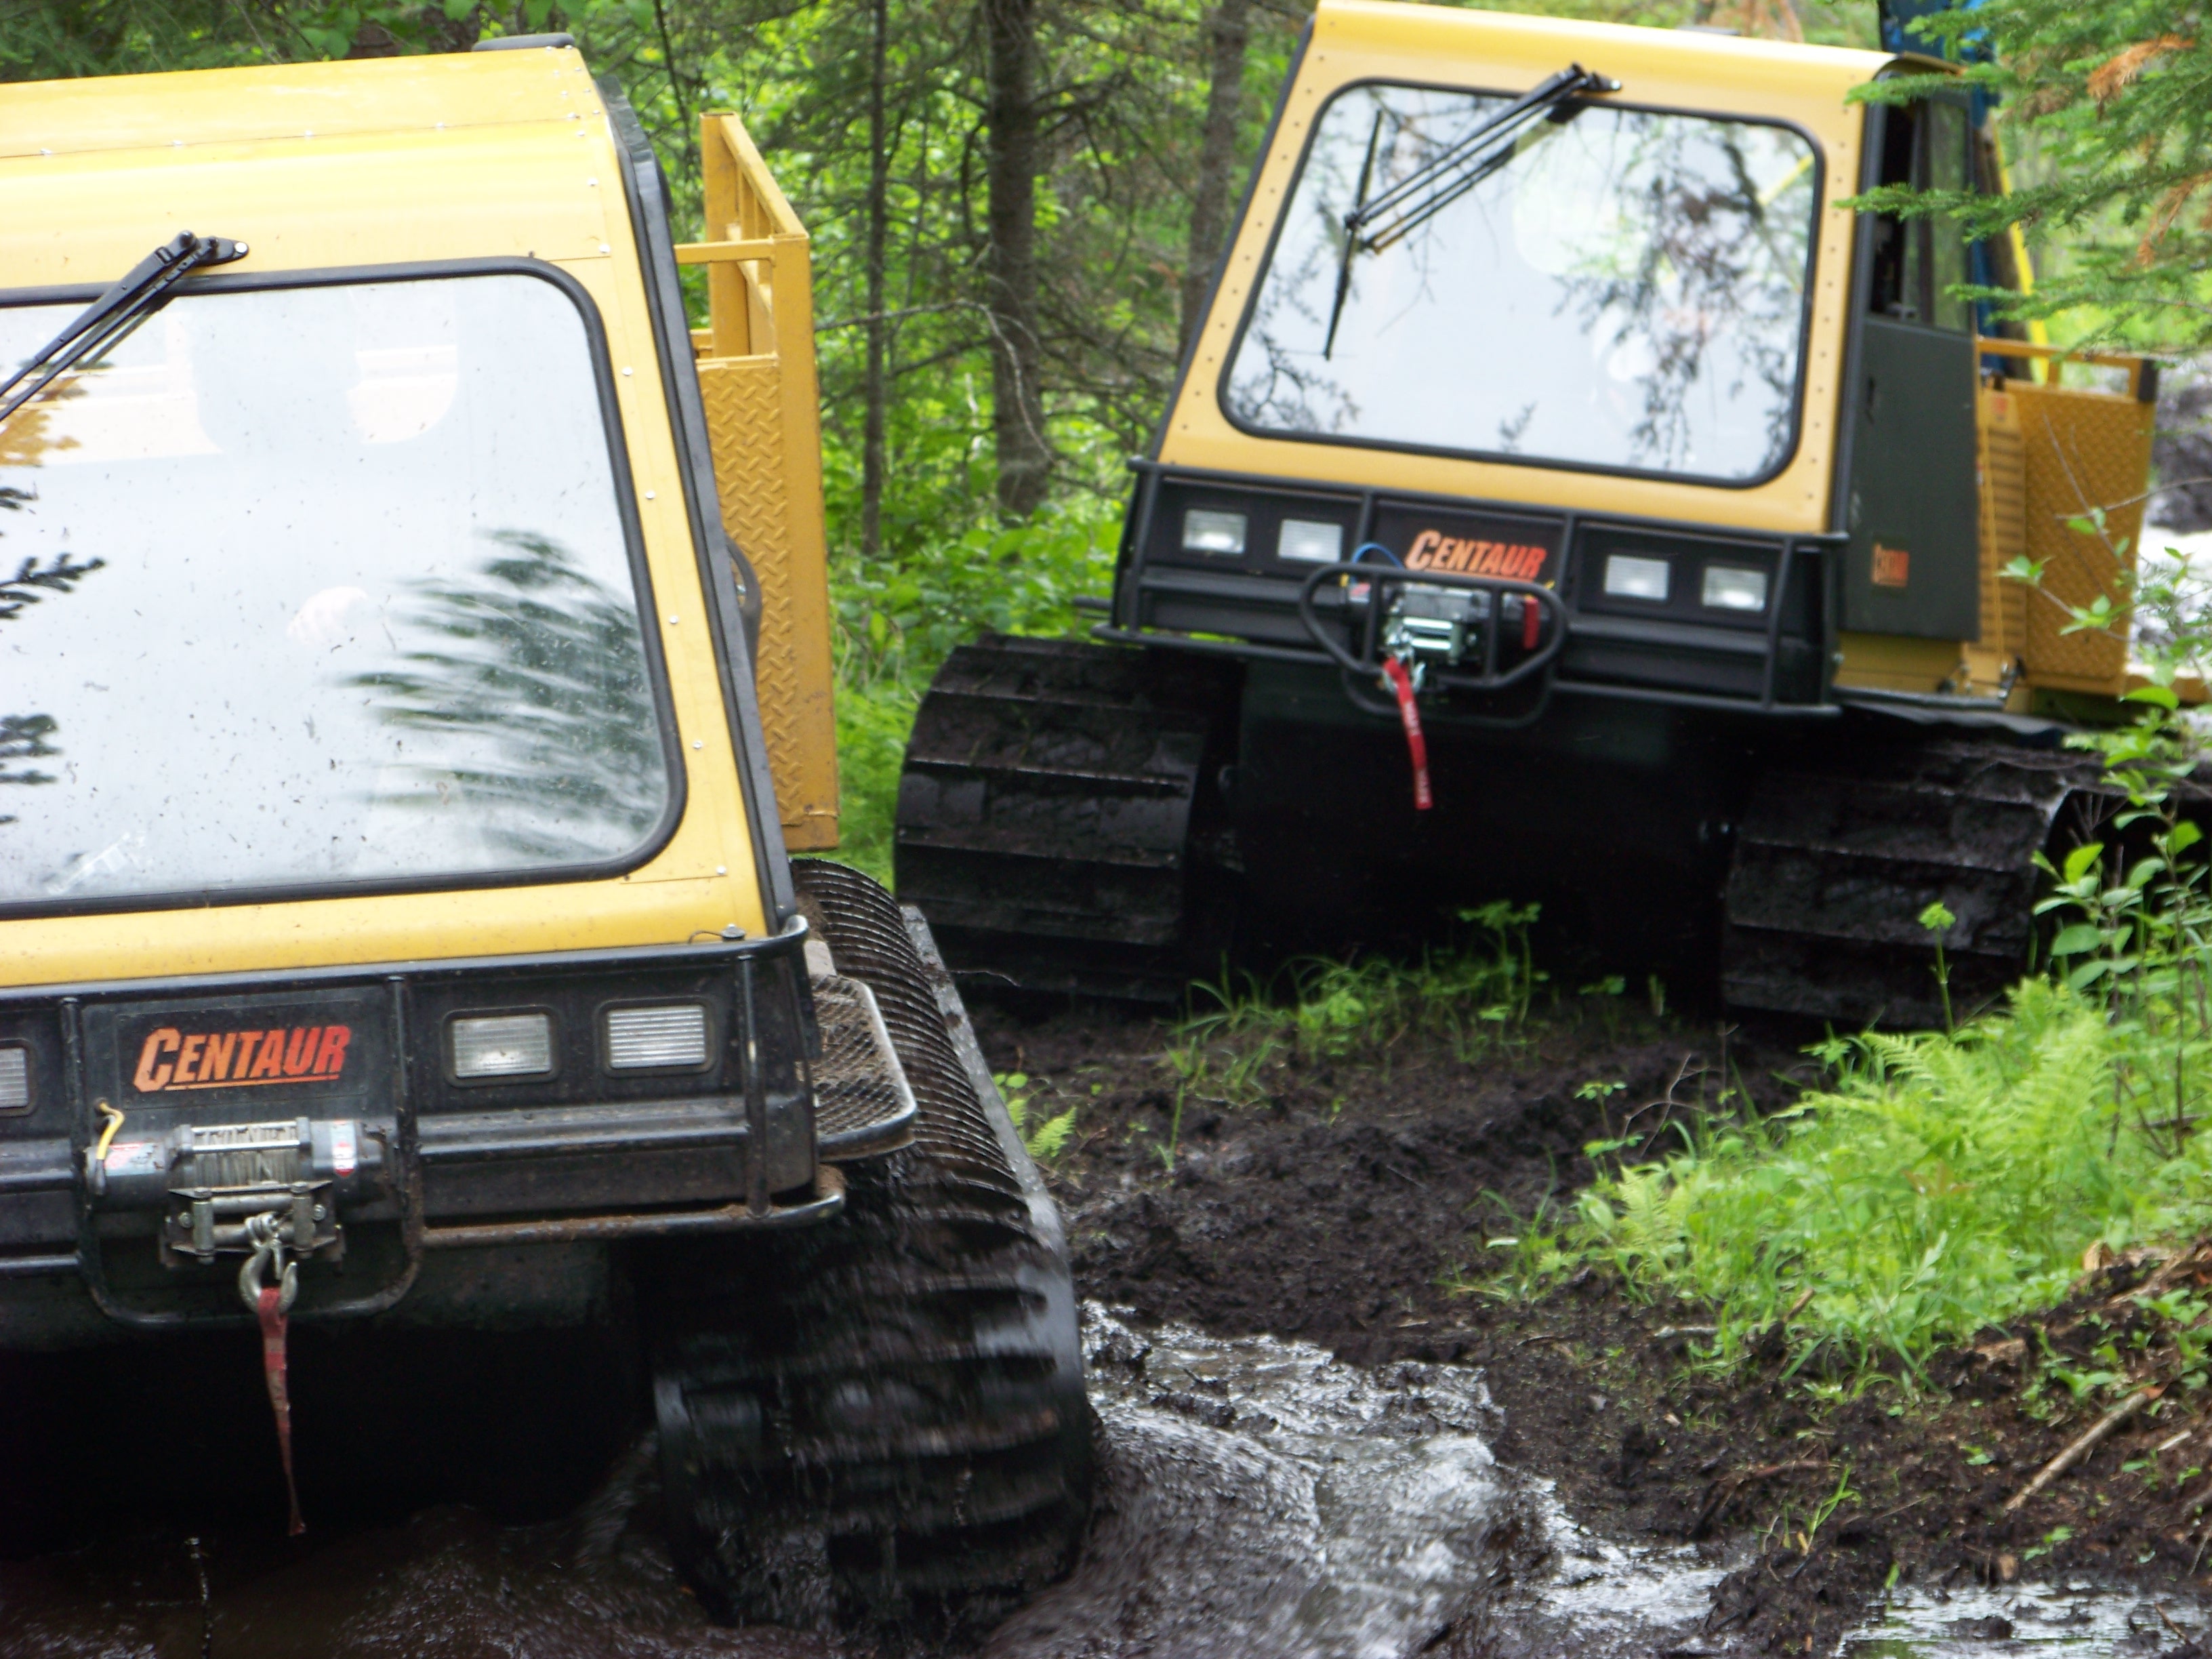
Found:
<box><xmin>647</xmin><ymin>862</ymin><xmax>1088</xmax><ymax>1633</ymax></box>
<box><xmin>893</xmin><ymin>634</ymin><xmax>1237</xmax><ymax>999</ymax></box>
<box><xmin>1723</xmin><ymin>737</ymin><xmax>2130</xmax><ymax>1025</ymax></box>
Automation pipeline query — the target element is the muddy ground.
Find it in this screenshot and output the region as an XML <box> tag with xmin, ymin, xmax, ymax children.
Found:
<box><xmin>973</xmin><ymin>994</ymin><xmax>2212</xmax><ymax>1657</ymax></box>
<box><xmin>9</xmin><ymin>993</ymin><xmax>2212</xmax><ymax>1655</ymax></box>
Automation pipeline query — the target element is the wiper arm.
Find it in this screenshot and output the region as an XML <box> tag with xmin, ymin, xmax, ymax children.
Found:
<box><xmin>1322</xmin><ymin>64</ymin><xmax>1618</xmax><ymax>359</ymax></box>
<box><xmin>0</xmin><ymin>231</ymin><xmax>247</xmax><ymax>426</ymax></box>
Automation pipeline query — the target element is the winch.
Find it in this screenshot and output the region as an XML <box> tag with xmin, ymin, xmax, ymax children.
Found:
<box><xmin>1381</xmin><ymin>581</ymin><xmax>1542</xmax><ymax>680</ymax></box>
<box><xmin>87</xmin><ymin>1113</ymin><xmax>387</xmax><ymax>1269</ymax></box>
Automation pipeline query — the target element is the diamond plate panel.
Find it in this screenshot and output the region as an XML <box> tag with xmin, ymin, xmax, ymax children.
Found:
<box><xmin>2013</xmin><ymin>381</ymin><xmax>2154</xmax><ymax>689</ymax></box>
<box><xmin>699</xmin><ymin>356</ymin><xmax>838</xmax><ymax>846</ymax></box>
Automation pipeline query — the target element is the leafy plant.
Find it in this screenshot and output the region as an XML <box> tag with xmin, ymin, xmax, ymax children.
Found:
<box><xmin>996</xmin><ymin>1071</ymin><xmax>1078</xmax><ymax>1164</ymax></box>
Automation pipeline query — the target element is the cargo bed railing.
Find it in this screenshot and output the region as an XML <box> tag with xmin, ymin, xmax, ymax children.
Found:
<box><xmin>674</xmin><ymin>114</ymin><xmax>839</xmax><ymax>851</ymax></box>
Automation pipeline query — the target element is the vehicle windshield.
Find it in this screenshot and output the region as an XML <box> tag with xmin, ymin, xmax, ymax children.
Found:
<box><xmin>0</xmin><ymin>270</ymin><xmax>675</xmax><ymax>910</ymax></box>
<box><xmin>1225</xmin><ymin>83</ymin><xmax>1820</xmax><ymax>483</ymax></box>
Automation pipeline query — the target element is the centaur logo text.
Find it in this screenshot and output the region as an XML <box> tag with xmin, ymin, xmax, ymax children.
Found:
<box><xmin>1405</xmin><ymin>529</ymin><xmax>1548</xmax><ymax>581</ymax></box>
<box><xmin>132</xmin><ymin>1025</ymin><xmax>352</xmax><ymax>1092</ymax></box>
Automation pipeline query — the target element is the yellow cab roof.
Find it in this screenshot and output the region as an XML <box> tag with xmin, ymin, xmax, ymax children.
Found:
<box><xmin>0</xmin><ymin>43</ymin><xmax>592</xmax><ymax>159</ymax></box>
<box><xmin>0</xmin><ymin>45</ymin><xmax>615</xmax><ymax>281</ymax></box>
<box><xmin>1305</xmin><ymin>0</ymin><xmax>1891</xmax><ymax>106</ymax></box>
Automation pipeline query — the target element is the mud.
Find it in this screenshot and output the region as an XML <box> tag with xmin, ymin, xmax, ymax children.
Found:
<box><xmin>7</xmin><ymin>996</ymin><xmax>2212</xmax><ymax>1656</ymax></box>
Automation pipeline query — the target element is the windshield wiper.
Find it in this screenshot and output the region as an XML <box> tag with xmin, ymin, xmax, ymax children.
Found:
<box><xmin>0</xmin><ymin>231</ymin><xmax>247</xmax><ymax>426</ymax></box>
<box><xmin>1323</xmin><ymin>64</ymin><xmax>1618</xmax><ymax>359</ymax></box>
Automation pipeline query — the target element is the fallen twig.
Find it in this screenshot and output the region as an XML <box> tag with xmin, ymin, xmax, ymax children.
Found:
<box><xmin>1651</xmin><ymin>1324</ymin><xmax>1717</xmax><ymax>1341</ymax></box>
<box><xmin>2003</xmin><ymin>1385</ymin><xmax>2162</xmax><ymax>1513</ymax></box>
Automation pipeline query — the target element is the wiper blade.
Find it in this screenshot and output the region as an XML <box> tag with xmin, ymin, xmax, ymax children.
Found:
<box><xmin>1322</xmin><ymin>64</ymin><xmax>1618</xmax><ymax>360</ymax></box>
<box><xmin>0</xmin><ymin>231</ymin><xmax>247</xmax><ymax>426</ymax></box>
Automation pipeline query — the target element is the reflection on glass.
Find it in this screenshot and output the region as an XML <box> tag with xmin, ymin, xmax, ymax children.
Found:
<box><xmin>0</xmin><ymin>273</ymin><xmax>672</xmax><ymax>905</ymax></box>
<box><xmin>350</xmin><ymin>531</ymin><xmax>666</xmax><ymax>863</ymax></box>
<box><xmin>1226</xmin><ymin>85</ymin><xmax>1820</xmax><ymax>480</ymax></box>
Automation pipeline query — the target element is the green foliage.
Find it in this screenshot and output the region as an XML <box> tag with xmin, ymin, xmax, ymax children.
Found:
<box><xmin>996</xmin><ymin>1071</ymin><xmax>1078</xmax><ymax>1164</ymax></box>
<box><xmin>1860</xmin><ymin>3</ymin><xmax>2212</xmax><ymax>344</ymax></box>
<box><xmin>1568</xmin><ymin>979</ymin><xmax>2212</xmax><ymax>1380</ymax></box>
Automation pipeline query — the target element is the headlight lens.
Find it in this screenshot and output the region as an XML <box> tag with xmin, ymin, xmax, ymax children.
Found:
<box><xmin>1602</xmin><ymin>554</ymin><xmax>1671</xmax><ymax>602</ymax></box>
<box><xmin>0</xmin><ymin>1046</ymin><xmax>26</xmax><ymax>1113</ymax></box>
<box><xmin>1181</xmin><ymin>509</ymin><xmax>1247</xmax><ymax>556</ymax></box>
<box><xmin>605</xmin><ymin>1004</ymin><xmax>710</xmax><ymax>1071</ymax></box>
<box><xmin>450</xmin><ymin>1012</ymin><xmax>554</xmax><ymax>1080</ymax></box>
<box><xmin>1277</xmin><ymin>518</ymin><xmax>1344</xmax><ymax>563</ymax></box>
<box><xmin>1701</xmin><ymin>565</ymin><xmax>1769</xmax><ymax>612</ymax></box>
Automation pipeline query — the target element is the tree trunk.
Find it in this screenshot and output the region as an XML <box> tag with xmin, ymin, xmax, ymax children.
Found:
<box><xmin>981</xmin><ymin>0</ymin><xmax>1050</xmax><ymax>519</ymax></box>
<box><xmin>1181</xmin><ymin>0</ymin><xmax>1251</xmax><ymax>360</ymax></box>
<box><xmin>862</xmin><ymin>0</ymin><xmax>891</xmax><ymax>558</ymax></box>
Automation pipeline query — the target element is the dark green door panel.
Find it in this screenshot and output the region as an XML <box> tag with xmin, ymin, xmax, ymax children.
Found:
<box><xmin>1842</xmin><ymin>318</ymin><xmax>1980</xmax><ymax>640</ymax></box>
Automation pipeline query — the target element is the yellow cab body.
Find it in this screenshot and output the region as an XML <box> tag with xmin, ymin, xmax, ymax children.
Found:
<box><xmin>1121</xmin><ymin>0</ymin><xmax>2162</xmax><ymax>718</ymax></box>
<box><xmin>0</xmin><ymin>41</ymin><xmax>857</xmax><ymax>1338</ymax></box>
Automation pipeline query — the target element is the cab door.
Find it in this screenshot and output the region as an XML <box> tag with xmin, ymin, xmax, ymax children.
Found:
<box><xmin>1841</xmin><ymin>93</ymin><xmax>1982</xmax><ymax>641</ymax></box>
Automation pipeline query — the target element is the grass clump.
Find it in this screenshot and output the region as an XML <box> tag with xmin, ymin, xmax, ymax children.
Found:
<box><xmin>1568</xmin><ymin>979</ymin><xmax>2212</xmax><ymax>1382</ymax></box>
<box><xmin>1151</xmin><ymin>904</ymin><xmax>1545</xmax><ymax>1170</ymax></box>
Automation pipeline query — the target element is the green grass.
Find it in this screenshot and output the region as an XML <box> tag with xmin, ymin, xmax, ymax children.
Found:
<box><xmin>1151</xmin><ymin>905</ymin><xmax>1547</xmax><ymax>1168</ymax></box>
<box><xmin>831</xmin><ymin>673</ymin><xmax>918</xmax><ymax>886</ymax></box>
<box><xmin>1515</xmin><ymin>977</ymin><xmax>2212</xmax><ymax>1385</ymax></box>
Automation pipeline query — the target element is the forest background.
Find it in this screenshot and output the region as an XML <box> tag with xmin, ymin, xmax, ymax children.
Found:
<box><xmin>0</xmin><ymin>0</ymin><xmax>1904</xmax><ymax>877</ymax></box>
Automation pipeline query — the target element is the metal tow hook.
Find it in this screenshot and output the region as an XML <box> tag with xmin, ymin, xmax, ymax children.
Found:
<box><xmin>237</xmin><ymin>1211</ymin><xmax>299</xmax><ymax>1317</ymax></box>
<box><xmin>239</xmin><ymin>1211</ymin><xmax>306</xmax><ymax>1535</ymax></box>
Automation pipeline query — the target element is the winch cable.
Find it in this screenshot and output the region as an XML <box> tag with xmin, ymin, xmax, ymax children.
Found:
<box><xmin>241</xmin><ymin>1217</ymin><xmax>305</xmax><ymax>1535</ymax></box>
<box><xmin>1380</xmin><ymin>655</ymin><xmax>1433</xmax><ymax>812</ymax></box>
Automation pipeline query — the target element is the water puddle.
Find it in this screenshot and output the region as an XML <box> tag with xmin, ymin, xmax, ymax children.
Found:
<box><xmin>1840</xmin><ymin>1578</ymin><xmax>2211</xmax><ymax>1657</ymax></box>
<box><xmin>986</xmin><ymin>1305</ymin><xmax>1510</xmax><ymax>1657</ymax></box>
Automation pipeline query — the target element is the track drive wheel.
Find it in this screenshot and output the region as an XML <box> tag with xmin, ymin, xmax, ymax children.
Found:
<box><xmin>642</xmin><ymin>861</ymin><xmax>1090</xmax><ymax>1635</ymax></box>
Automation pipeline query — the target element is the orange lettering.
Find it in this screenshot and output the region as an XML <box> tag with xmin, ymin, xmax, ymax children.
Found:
<box><xmin>201</xmin><ymin>1032</ymin><xmax>237</xmax><ymax>1084</ymax></box>
<box><xmin>134</xmin><ymin>1029</ymin><xmax>181</xmax><ymax>1092</ymax></box>
<box><xmin>1408</xmin><ymin>529</ymin><xmax>1442</xmax><ymax>568</ymax></box>
<box><xmin>174</xmin><ymin>1034</ymin><xmax>205</xmax><ymax>1086</ymax></box>
<box><xmin>314</xmin><ymin>1026</ymin><xmax>351</xmax><ymax>1077</ymax></box>
<box><xmin>283</xmin><ymin>1027</ymin><xmax>321</xmax><ymax>1078</ymax></box>
<box><xmin>249</xmin><ymin>1031</ymin><xmax>287</xmax><ymax>1080</ymax></box>
<box><xmin>233</xmin><ymin>1031</ymin><xmax>263</xmax><ymax>1076</ymax></box>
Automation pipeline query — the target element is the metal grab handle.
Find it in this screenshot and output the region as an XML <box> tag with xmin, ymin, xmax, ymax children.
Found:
<box><xmin>1294</xmin><ymin>562</ymin><xmax>1568</xmax><ymax>691</ymax></box>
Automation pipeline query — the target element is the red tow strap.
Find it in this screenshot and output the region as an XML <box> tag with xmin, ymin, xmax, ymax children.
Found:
<box><xmin>258</xmin><ymin>1286</ymin><xmax>306</xmax><ymax>1536</ymax></box>
<box><xmin>1380</xmin><ymin>655</ymin><xmax>1433</xmax><ymax>812</ymax></box>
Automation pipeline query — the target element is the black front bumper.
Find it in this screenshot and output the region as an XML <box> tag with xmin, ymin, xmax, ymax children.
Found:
<box><xmin>0</xmin><ymin>921</ymin><xmax>913</xmax><ymax>1339</ymax></box>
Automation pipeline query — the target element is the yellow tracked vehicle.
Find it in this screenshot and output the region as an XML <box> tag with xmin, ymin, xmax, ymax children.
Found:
<box><xmin>898</xmin><ymin>0</ymin><xmax>2173</xmax><ymax>1023</ymax></box>
<box><xmin>0</xmin><ymin>37</ymin><xmax>1086</xmax><ymax>1624</ymax></box>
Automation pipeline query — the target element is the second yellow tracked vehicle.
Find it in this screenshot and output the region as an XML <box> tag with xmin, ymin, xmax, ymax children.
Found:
<box><xmin>898</xmin><ymin>0</ymin><xmax>2169</xmax><ymax>1024</ymax></box>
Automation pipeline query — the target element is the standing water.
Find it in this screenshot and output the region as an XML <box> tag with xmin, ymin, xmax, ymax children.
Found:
<box><xmin>1</xmin><ymin>1306</ymin><xmax>2203</xmax><ymax>1656</ymax></box>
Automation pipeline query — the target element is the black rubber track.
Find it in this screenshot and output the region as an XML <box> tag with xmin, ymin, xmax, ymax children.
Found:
<box><xmin>895</xmin><ymin>634</ymin><xmax>1238</xmax><ymax>1000</ymax></box>
<box><xmin>1721</xmin><ymin>735</ymin><xmax>2124</xmax><ymax>1027</ymax></box>
<box><xmin>640</xmin><ymin>862</ymin><xmax>1090</xmax><ymax>1636</ymax></box>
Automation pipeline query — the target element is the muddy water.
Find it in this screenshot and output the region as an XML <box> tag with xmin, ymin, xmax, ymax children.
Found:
<box><xmin>2</xmin><ymin>1309</ymin><xmax>2200</xmax><ymax>1658</ymax></box>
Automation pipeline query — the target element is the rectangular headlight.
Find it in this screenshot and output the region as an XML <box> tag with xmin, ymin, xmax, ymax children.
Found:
<box><xmin>0</xmin><ymin>1047</ymin><xmax>26</xmax><ymax>1113</ymax></box>
<box><xmin>1602</xmin><ymin>554</ymin><xmax>1671</xmax><ymax>602</ymax></box>
<box><xmin>605</xmin><ymin>1004</ymin><xmax>710</xmax><ymax>1071</ymax></box>
<box><xmin>1181</xmin><ymin>508</ymin><xmax>1247</xmax><ymax>556</ymax></box>
<box><xmin>1277</xmin><ymin>518</ymin><xmax>1344</xmax><ymax>563</ymax></box>
<box><xmin>450</xmin><ymin>1012</ymin><xmax>554</xmax><ymax>1080</ymax></box>
<box><xmin>1701</xmin><ymin>565</ymin><xmax>1769</xmax><ymax>612</ymax></box>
